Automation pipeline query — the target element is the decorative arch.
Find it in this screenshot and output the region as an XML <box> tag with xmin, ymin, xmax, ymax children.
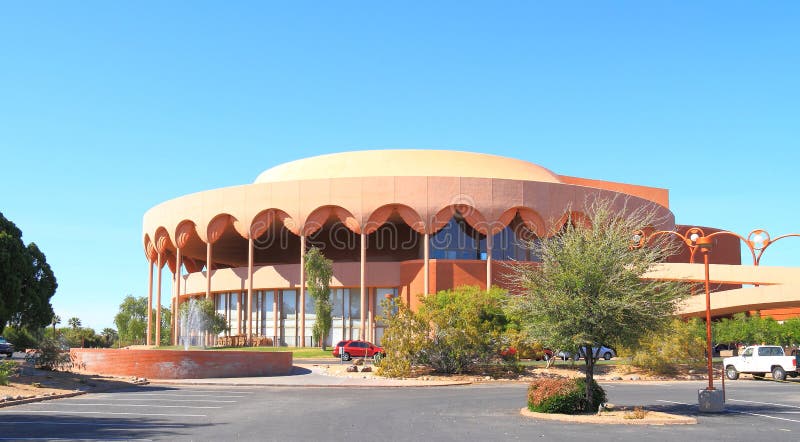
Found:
<box><xmin>495</xmin><ymin>207</ymin><xmax>547</xmax><ymax>237</ymax></box>
<box><xmin>175</xmin><ymin>220</ymin><xmax>198</xmax><ymax>249</ymax></box>
<box><xmin>303</xmin><ymin>205</ymin><xmax>361</xmax><ymax>236</ymax></box>
<box><xmin>154</xmin><ymin>227</ymin><xmax>174</xmax><ymax>255</ymax></box>
<box><xmin>249</xmin><ymin>208</ymin><xmax>299</xmax><ymax>238</ymax></box>
<box><xmin>364</xmin><ymin>204</ymin><xmax>426</xmax><ymax>235</ymax></box>
<box><xmin>143</xmin><ymin>234</ymin><xmax>157</xmax><ymax>262</ymax></box>
<box><xmin>205</xmin><ymin>214</ymin><xmax>237</xmax><ymax>244</ymax></box>
<box><xmin>430</xmin><ymin>204</ymin><xmax>488</xmax><ymax>235</ymax></box>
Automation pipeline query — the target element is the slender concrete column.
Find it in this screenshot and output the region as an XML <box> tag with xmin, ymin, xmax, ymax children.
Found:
<box><xmin>360</xmin><ymin>232</ymin><xmax>366</xmax><ymax>341</ymax></box>
<box><xmin>155</xmin><ymin>252</ymin><xmax>163</xmax><ymax>347</ymax></box>
<box><xmin>486</xmin><ymin>234</ymin><xmax>492</xmax><ymax>290</ymax></box>
<box><xmin>272</xmin><ymin>291</ymin><xmax>278</xmax><ymax>344</ymax></box>
<box><xmin>206</xmin><ymin>242</ymin><xmax>212</xmax><ymax>300</ymax></box>
<box><xmin>423</xmin><ymin>233</ymin><xmax>430</xmax><ymax>295</ymax></box>
<box><xmin>146</xmin><ymin>260</ymin><xmax>153</xmax><ymax>346</ymax></box>
<box><xmin>205</xmin><ymin>242</ymin><xmax>213</xmax><ymax>346</ymax></box>
<box><xmin>247</xmin><ymin>236</ymin><xmax>254</xmax><ymax>343</ymax></box>
<box><xmin>174</xmin><ymin>247</ymin><xmax>182</xmax><ymax>346</ymax></box>
<box><xmin>299</xmin><ymin>235</ymin><xmax>306</xmax><ymax>347</ymax></box>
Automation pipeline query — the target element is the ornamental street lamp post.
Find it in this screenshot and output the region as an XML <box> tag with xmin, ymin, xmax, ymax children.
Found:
<box><xmin>634</xmin><ymin>227</ymin><xmax>724</xmax><ymax>412</ymax></box>
<box><xmin>695</xmin><ymin>236</ymin><xmax>715</xmax><ymax>392</ymax></box>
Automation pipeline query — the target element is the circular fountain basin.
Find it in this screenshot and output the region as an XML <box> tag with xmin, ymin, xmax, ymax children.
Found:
<box><xmin>69</xmin><ymin>348</ymin><xmax>293</xmax><ymax>379</ymax></box>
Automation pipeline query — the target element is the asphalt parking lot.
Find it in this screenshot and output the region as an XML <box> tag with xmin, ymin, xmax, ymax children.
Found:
<box><xmin>0</xmin><ymin>379</ymin><xmax>798</xmax><ymax>441</ymax></box>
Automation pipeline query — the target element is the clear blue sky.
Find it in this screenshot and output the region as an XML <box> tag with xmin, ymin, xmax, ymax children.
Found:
<box><xmin>1</xmin><ymin>2</ymin><xmax>798</xmax><ymax>331</ymax></box>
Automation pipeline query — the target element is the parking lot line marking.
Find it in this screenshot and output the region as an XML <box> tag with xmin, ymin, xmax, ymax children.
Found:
<box><xmin>91</xmin><ymin>393</ymin><xmax>247</xmax><ymax>398</ymax></box>
<box><xmin>0</xmin><ymin>438</ymin><xmax>153</xmax><ymax>441</ymax></box>
<box><xmin>37</xmin><ymin>402</ymin><xmax>222</xmax><ymax>409</ymax></box>
<box><xmin>731</xmin><ymin>410</ymin><xmax>800</xmax><ymax>424</ymax></box>
<box><xmin>656</xmin><ymin>400</ymin><xmax>692</xmax><ymax>406</ymax></box>
<box><xmin>0</xmin><ymin>420</ymin><xmax>183</xmax><ymax>428</ymax></box>
<box><xmin>0</xmin><ymin>410</ymin><xmax>206</xmax><ymax>417</ymax></box>
<box><xmin>728</xmin><ymin>399</ymin><xmax>800</xmax><ymax>409</ymax></box>
<box><xmin>70</xmin><ymin>397</ymin><xmax>237</xmax><ymax>403</ymax></box>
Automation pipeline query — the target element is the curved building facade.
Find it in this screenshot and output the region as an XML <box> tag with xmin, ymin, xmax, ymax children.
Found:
<box><xmin>142</xmin><ymin>150</ymin><xmax>676</xmax><ymax>346</ymax></box>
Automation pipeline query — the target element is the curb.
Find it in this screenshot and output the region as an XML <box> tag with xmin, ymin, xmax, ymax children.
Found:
<box><xmin>0</xmin><ymin>390</ymin><xmax>87</xmax><ymax>408</ymax></box>
<box><xmin>519</xmin><ymin>407</ymin><xmax>697</xmax><ymax>425</ymax></box>
<box><xmin>0</xmin><ymin>381</ymin><xmax>141</xmax><ymax>409</ymax></box>
<box><xmin>148</xmin><ymin>379</ymin><xmax>473</xmax><ymax>388</ymax></box>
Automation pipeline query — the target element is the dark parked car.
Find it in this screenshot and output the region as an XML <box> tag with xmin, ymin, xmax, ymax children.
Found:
<box><xmin>0</xmin><ymin>337</ymin><xmax>14</xmax><ymax>358</ymax></box>
<box><xmin>534</xmin><ymin>348</ymin><xmax>554</xmax><ymax>361</ymax></box>
<box><xmin>332</xmin><ymin>340</ymin><xmax>385</xmax><ymax>361</ymax></box>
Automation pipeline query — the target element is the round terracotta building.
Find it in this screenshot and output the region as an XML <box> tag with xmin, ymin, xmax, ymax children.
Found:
<box><xmin>142</xmin><ymin>150</ymin><xmax>676</xmax><ymax>347</ymax></box>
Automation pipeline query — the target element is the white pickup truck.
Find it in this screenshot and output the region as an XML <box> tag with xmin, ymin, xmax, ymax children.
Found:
<box><xmin>724</xmin><ymin>345</ymin><xmax>799</xmax><ymax>381</ymax></box>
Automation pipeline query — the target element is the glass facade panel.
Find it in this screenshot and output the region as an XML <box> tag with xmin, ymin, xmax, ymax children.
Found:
<box><xmin>430</xmin><ymin>217</ymin><xmax>483</xmax><ymax>260</ymax></box>
<box><xmin>260</xmin><ymin>290</ymin><xmax>274</xmax><ymax>337</ymax></box>
<box><xmin>431</xmin><ymin>216</ymin><xmax>539</xmax><ymax>262</ymax></box>
<box><xmin>229</xmin><ymin>293</ymin><xmax>239</xmax><ymax>335</ymax></box>
<box><xmin>282</xmin><ymin>290</ymin><xmax>297</xmax><ymax>346</ymax></box>
<box><xmin>375</xmin><ymin>288</ymin><xmax>398</xmax><ymax>319</ymax></box>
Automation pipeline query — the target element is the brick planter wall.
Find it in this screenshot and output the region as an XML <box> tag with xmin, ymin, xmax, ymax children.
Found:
<box><xmin>70</xmin><ymin>349</ymin><xmax>293</xmax><ymax>379</ymax></box>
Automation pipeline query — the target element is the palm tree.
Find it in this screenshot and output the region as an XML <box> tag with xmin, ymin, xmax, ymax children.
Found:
<box><xmin>51</xmin><ymin>315</ymin><xmax>61</xmax><ymax>336</ymax></box>
<box><xmin>101</xmin><ymin>328</ymin><xmax>118</xmax><ymax>347</ymax></box>
<box><xmin>68</xmin><ymin>317</ymin><xmax>81</xmax><ymax>330</ymax></box>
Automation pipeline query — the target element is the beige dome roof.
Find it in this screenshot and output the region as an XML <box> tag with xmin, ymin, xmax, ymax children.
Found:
<box><xmin>254</xmin><ymin>150</ymin><xmax>562</xmax><ymax>184</ymax></box>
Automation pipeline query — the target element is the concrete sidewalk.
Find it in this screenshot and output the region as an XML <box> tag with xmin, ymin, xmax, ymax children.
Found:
<box><xmin>149</xmin><ymin>363</ymin><xmax>472</xmax><ymax>388</ymax></box>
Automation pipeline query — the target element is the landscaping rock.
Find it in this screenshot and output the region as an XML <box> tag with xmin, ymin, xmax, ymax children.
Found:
<box><xmin>346</xmin><ymin>365</ymin><xmax>358</xmax><ymax>373</ymax></box>
<box><xmin>360</xmin><ymin>367</ymin><xmax>372</xmax><ymax>373</ymax></box>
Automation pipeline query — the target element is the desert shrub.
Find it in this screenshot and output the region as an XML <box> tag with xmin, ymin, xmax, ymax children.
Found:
<box><xmin>0</xmin><ymin>360</ymin><xmax>19</xmax><ymax>385</ymax></box>
<box><xmin>527</xmin><ymin>377</ymin><xmax>606</xmax><ymax>414</ymax></box>
<box><xmin>379</xmin><ymin>287</ymin><xmax>512</xmax><ymax>376</ymax></box>
<box><xmin>25</xmin><ymin>338</ymin><xmax>71</xmax><ymax>371</ymax></box>
<box><xmin>376</xmin><ymin>297</ymin><xmax>429</xmax><ymax>378</ymax></box>
<box><xmin>630</xmin><ymin>318</ymin><xmax>706</xmax><ymax>374</ymax></box>
<box><xmin>415</xmin><ymin>286</ymin><xmax>508</xmax><ymax>374</ymax></box>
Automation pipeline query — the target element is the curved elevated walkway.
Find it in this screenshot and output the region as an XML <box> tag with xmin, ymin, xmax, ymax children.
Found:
<box><xmin>642</xmin><ymin>263</ymin><xmax>800</xmax><ymax>317</ymax></box>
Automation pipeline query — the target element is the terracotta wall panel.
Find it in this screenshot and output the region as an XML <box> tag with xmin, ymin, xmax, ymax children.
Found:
<box><xmin>270</xmin><ymin>180</ymin><xmax>302</xmax><ymax>223</ymax></box>
<box><xmin>361</xmin><ymin>177</ymin><xmax>395</xmax><ymax>219</ymax></box>
<box><xmin>394</xmin><ymin>176</ymin><xmax>429</xmax><ymax>221</ymax></box>
<box><xmin>459</xmin><ymin>178</ymin><xmax>493</xmax><ymax>218</ymax></box>
<box><xmin>491</xmin><ymin>179</ymin><xmax>525</xmax><ymax>220</ymax></box>
<box><xmin>298</xmin><ymin>179</ymin><xmax>333</xmax><ymax>222</ymax></box>
<box><xmin>427</xmin><ymin>177</ymin><xmax>462</xmax><ymax>222</ymax></box>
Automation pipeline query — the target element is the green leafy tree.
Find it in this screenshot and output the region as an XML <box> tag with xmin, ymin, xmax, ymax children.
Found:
<box><xmin>509</xmin><ymin>198</ymin><xmax>689</xmax><ymax>405</ymax></box>
<box><xmin>160</xmin><ymin>305</ymin><xmax>172</xmax><ymax>347</ymax></box>
<box><xmin>0</xmin><ymin>212</ymin><xmax>57</xmax><ymax>333</ymax></box>
<box><xmin>780</xmin><ymin>318</ymin><xmax>800</xmax><ymax>347</ymax></box>
<box><xmin>114</xmin><ymin>295</ymin><xmax>148</xmax><ymax>345</ymax></box>
<box><xmin>305</xmin><ymin>247</ymin><xmax>333</xmax><ymax>350</ymax></box>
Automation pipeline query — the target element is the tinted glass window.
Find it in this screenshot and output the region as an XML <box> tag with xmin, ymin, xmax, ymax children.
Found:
<box><xmin>743</xmin><ymin>348</ymin><xmax>753</xmax><ymax>357</ymax></box>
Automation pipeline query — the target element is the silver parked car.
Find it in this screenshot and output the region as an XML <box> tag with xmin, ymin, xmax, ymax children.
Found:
<box><xmin>557</xmin><ymin>345</ymin><xmax>616</xmax><ymax>361</ymax></box>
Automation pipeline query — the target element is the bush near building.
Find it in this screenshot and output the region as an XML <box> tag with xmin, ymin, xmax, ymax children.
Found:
<box><xmin>628</xmin><ymin>318</ymin><xmax>706</xmax><ymax>374</ymax></box>
<box><xmin>527</xmin><ymin>378</ymin><xmax>606</xmax><ymax>414</ymax></box>
<box><xmin>378</xmin><ymin>286</ymin><xmax>512</xmax><ymax>376</ymax></box>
